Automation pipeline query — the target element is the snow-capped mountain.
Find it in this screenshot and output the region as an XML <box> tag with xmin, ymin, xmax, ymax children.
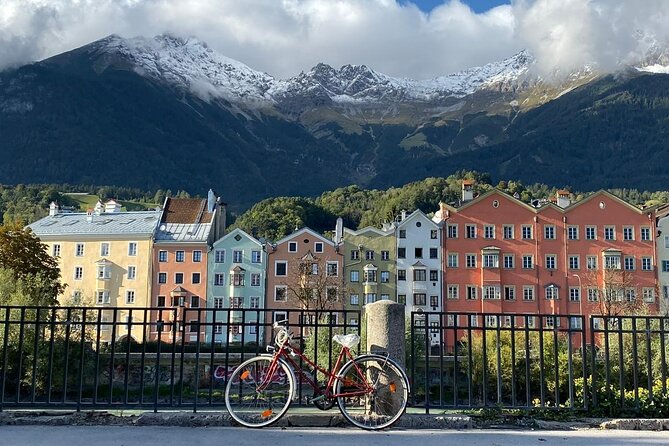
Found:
<box><xmin>85</xmin><ymin>34</ymin><xmax>534</xmax><ymax>108</ymax></box>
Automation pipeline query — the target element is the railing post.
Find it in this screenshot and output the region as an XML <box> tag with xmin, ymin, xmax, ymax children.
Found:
<box><xmin>364</xmin><ymin>300</ymin><xmax>406</xmax><ymax>369</ymax></box>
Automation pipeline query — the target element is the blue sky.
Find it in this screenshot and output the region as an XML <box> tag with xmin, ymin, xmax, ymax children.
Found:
<box><xmin>409</xmin><ymin>0</ymin><xmax>511</xmax><ymax>13</ymax></box>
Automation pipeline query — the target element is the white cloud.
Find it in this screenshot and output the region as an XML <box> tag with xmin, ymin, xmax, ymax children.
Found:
<box><xmin>0</xmin><ymin>0</ymin><xmax>667</xmax><ymax>79</ymax></box>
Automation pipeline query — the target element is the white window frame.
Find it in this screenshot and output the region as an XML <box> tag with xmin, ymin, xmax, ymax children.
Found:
<box><xmin>127</xmin><ymin>265</ymin><xmax>136</xmax><ymax>280</ymax></box>
<box><xmin>288</xmin><ymin>242</ymin><xmax>298</xmax><ymax>252</ymax></box>
<box><xmin>275</xmin><ymin>261</ymin><xmax>288</xmax><ymax>277</ymax></box>
<box><xmin>128</xmin><ymin>242</ymin><xmax>138</xmax><ymax>256</ymax></box>
<box><xmin>274</xmin><ymin>285</ymin><xmax>287</xmax><ymax>302</ymax></box>
<box><xmin>214</xmin><ymin>250</ymin><xmax>225</xmax><ymax>263</ymax></box>
<box><xmin>447</xmin><ymin>285</ymin><xmax>459</xmax><ymax>300</ymax></box>
<box><xmin>125</xmin><ymin>290</ymin><xmax>135</xmax><ymax>304</ymax></box>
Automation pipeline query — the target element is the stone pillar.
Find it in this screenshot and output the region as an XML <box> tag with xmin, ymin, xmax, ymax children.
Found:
<box><xmin>365</xmin><ymin>300</ymin><xmax>405</xmax><ymax>369</ymax></box>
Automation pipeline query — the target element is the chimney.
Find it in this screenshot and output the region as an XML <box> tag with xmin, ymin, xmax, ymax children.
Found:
<box><xmin>401</xmin><ymin>210</ymin><xmax>407</xmax><ymax>221</ymax></box>
<box><xmin>334</xmin><ymin>217</ymin><xmax>344</xmax><ymax>244</ymax></box>
<box><xmin>462</xmin><ymin>180</ymin><xmax>475</xmax><ymax>202</ymax></box>
<box><xmin>49</xmin><ymin>201</ymin><xmax>59</xmax><ymax>217</ymax></box>
<box><xmin>556</xmin><ymin>190</ymin><xmax>571</xmax><ymax>208</ymax></box>
<box><xmin>86</xmin><ymin>209</ymin><xmax>94</xmax><ymax>223</ymax></box>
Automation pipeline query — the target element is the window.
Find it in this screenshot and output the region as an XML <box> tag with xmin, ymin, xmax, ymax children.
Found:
<box><xmin>214</xmin><ymin>273</ymin><xmax>224</xmax><ymax>286</ymax></box>
<box><xmin>100</xmin><ymin>242</ymin><xmax>110</xmax><ymax>256</ymax></box>
<box><xmin>567</xmin><ymin>226</ymin><xmax>579</xmax><ymax>240</ymax></box>
<box><xmin>545</xmin><ymin>286</ymin><xmax>559</xmax><ymax>300</ymax></box>
<box><xmin>466</xmin><ymin>285</ymin><xmax>477</xmax><ymax>300</ymax></box>
<box><xmin>350</xmin><ymin>294</ymin><xmax>359</xmax><ymax>305</ymax></box>
<box><xmin>381</xmin><ymin>271</ymin><xmax>390</xmax><ymax>283</ymax></box>
<box><xmin>465</xmin><ymin>224</ymin><xmax>476</xmax><ymax>239</ymax></box>
<box><xmin>569</xmin><ymin>287</ymin><xmax>580</xmax><ymax>302</ymax></box>
<box><xmin>191</xmin><ymin>296</ymin><xmax>200</xmax><ymax>308</ymax></box>
<box><xmin>625</xmin><ymin>288</ymin><xmax>636</xmax><ymax>302</ymax></box>
<box><xmin>641</xmin><ymin>227</ymin><xmax>651</xmax><ymax>241</ymax></box>
<box><xmin>365</xmin><ymin>293</ymin><xmax>377</xmax><ymax>304</ymax></box>
<box><xmin>545</xmin><ymin>316</ymin><xmax>558</xmax><ymax>328</ymax></box>
<box><xmin>642</xmin><ymin>257</ymin><xmax>653</xmax><ymax>271</ymax></box>
<box><xmin>483</xmin><ymin>286</ymin><xmax>500</xmax><ymax>300</ymax></box>
<box><xmin>75</xmin><ymin>243</ymin><xmax>85</xmax><ymax>256</ymax></box>
<box><xmin>399</xmin><ymin>229</ymin><xmax>406</xmax><ymax>238</ymax></box>
<box><xmin>587</xmin><ymin>255</ymin><xmax>597</xmax><ymax>270</ymax></box>
<box><xmin>483</xmin><ymin>253</ymin><xmax>499</xmax><ymax>268</ymax></box>
<box><xmin>522</xmin><ymin>255</ymin><xmax>533</xmax><ymax>269</ymax></box>
<box><xmin>523</xmin><ymin>286</ymin><xmax>535</xmax><ymax>301</ymax></box>
<box><xmin>447</xmin><ymin>224</ymin><xmax>458</xmax><ymax>239</ymax></box>
<box><xmin>275</xmin><ymin>261</ymin><xmax>287</xmax><ymax>276</ymax></box>
<box><xmin>447</xmin><ymin>253</ymin><xmax>458</xmax><ymax>268</ymax></box>
<box><xmin>364</xmin><ymin>269</ymin><xmax>377</xmax><ymax>283</ymax></box>
<box><xmin>414</xmin><ymin>247</ymin><xmax>423</xmax><ymax>258</ymax></box>
<box><xmin>193</xmin><ymin>250</ymin><xmax>202</xmax><ymax>262</ymax></box>
<box><xmin>413</xmin><ymin>269</ymin><xmax>426</xmax><ymax>281</ymax></box>
<box><xmin>570</xmin><ymin>317</ymin><xmax>582</xmax><ymax>329</ymax></box>
<box><xmin>128</xmin><ymin>242</ymin><xmax>137</xmax><ymax>256</ymax></box>
<box><xmin>381</xmin><ymin>250</ymin><xmax>390</xmax><ymax>260</ymax></box>
<box><xmin>544</xmin><ymin>225</ymin><xmax>556</xmax><ymax>240</ymax></box>
<box><xmin>74</xmin><ymin>266</ymin><xmax>83</xmax><ymax>280</ymax></box>
<box><xmin>545</xmin><ymin>254</ymin><xmax>556</xmax><ymax>270</ymax></box>
<box><xmin>310</xmin><ymin>262</ymin><xmax>319</xmax><ymax>276</ymax></box>
<box><xmin>126</xmin><ymin>290</ymin><xmax>135</xmax><ymax>304</ymax></box>
<box><xmin>326</xmin><ymin>262</ymin><xmax>339</xmax><ymax>276</ymax></box>
<box><xmin>643</xmin><ymin>288</ymin><xmax>655</xmax><ymax>303</ymax></box>
<box><xmin>430</xmin><ymin>295</ymin><xmax>438</xmax><ymax>307</ymax></box>
<box><xmin>350</xmin><ymin>270</ymin><xmax>359</xmax><ymax>282</ymax></box>
<box><xmin>585</xmin><ymin>226</ymin><xmax>596</xmax><ymax>240</ymax></box>
<box><xmin>430</xmin><ymin>229</ymin><xmax>438</xmax><ymax>239</ymax></box>
<box><xmin>230</xmin><ymin>296</ymin><xmax>243</xmax><ymax>308</ymax></box>
<box><xmin>429</xmin><ymin>248</ymin><xmax>438</xmax><ymax>259</ymax></box>
<box><xmin>446</xmin><ymin>314</ymin><xmax>459</xmax><ymax>327</ymax></box>
<box><xmin>52</xmin><ymin>244</ymin><xmax>61</xmax><ymax>257</ymax></box>
<box><xmin>398</xmin><ymin>295</ymin><xmax>406</xmax><ymax>305</ymax></box>
<box><xmin>521</xmin><ymin>225</ymin><xmax>533</xmax><ymax>240</ymax></box>
<box><xmin>466</xmin><ymin>254</ymin><xmax>477</xmax><ymax>268</ymax></box>
<box><xmin>484</xmin><ymin>225</ymin><xmax>495</xmax><ymax>239</ymax></box>
<box><xmin>569</xmin><ymin>255</ymin><xmax>580</xmax><ymax>270</ymax></box>
<box><xmin>624</xmin><ymin>256</ymin><xmax>635</xmax><ymax>271</ymax></box>
<box><xmin>175</xmin><ymin>250</ymin><xmax>185</xmax><ymax>262</ymax></box>
<box><xmin>604</xmin><ymin>226</ymin><xmax>615</xmax><ymax>240</ymax></box>
<box><xmin>157</xmin><ymin>296</ymin><xmax>166</xmax><ymax>307</ymax></box>
<box><xmin>503</xmin><ymin>254</ymin><xmax>514</xmax><ymax>269</ymax></box>
<box><xmin>485</xmin><ymin>315</ymin><xmax>498</xmax><ymax>327</ymax></box>
<box><xmin>273</xmin><ymin>311</ymin><xmax>287</xmax><ymax>323</ymax></box>
<box><xmin>127</xmin><ymin>265</ymin><xmax>136</xmax><ymax>280</ymax></box>
<box><xmin>429</xmin><ymin>270</ymin><xmax>438</xmax><ymax>281</ymax></box>
<box><xmin>468</xmin><ymin>315</ymin><xmax>479</xmax><ymax>327</ymax></box>
<box><xmin>250</xmin><ymin>296</ymin><xmax>260</xmax><ymax>309</ymax></box>
<box><xmin>250</xmin><ymin>273</ymin><xmax>261</xmax><ymax>287</ymax></box>
<box><xmin>314</xmin><ymin>242</ymin><xmax>324</xmax><ymax>253</ymax></box>
<box><xmin>97</xmin><ymin>264</ymin><xmax>111</xmax><ymax>279</ymax></box>
<box><xmin>249</xmin><ymin>250</ymin><xmax>261</xmax><ymax>264</ymax></box>
<box><xmin>192</xmin><ymin>272</ymin><xmax>201</xmax><ymax>284</ymax></box>
<box><xmin>447</xmin><ymin>285</ymin><xmax>459</xmax><ymax>300</ymax></box>
<box><xmin>274</xmin><ymin>286</ymin><xmax>287</xmax><ymax>302</ymax></box>
<box><xmin>623</xmin><ymin>226</ymin><xmax>634</xmax><ymax>241</ymax></box>
<box><xmin>604</xmin><ymin>253</ymin><xmax>621</xmax><ymax>270</ymax></box>
<box><xmin>365</xmin><ymin>250</ymin><xmax>375</xmax><ymax>260</ymax></box>
<box><xmin>504</xmin><ymin>286</ymin><xmax>515</xmax><ymax>301</ymax></box>
<box><xmin>213</xmin><ymin>297</ymin><xmax>224</xmax><ymax>309</ymax></box>
<box><xmin>503</xmin><ymin>225</ymin><xmax>514</xmax><ymax>239</ymax></box>
<box><xmin>413</xmin><ymin>293</ymin><xmax>426</xmax><ymax>306</ymax></box>
<box><xmin>587</xmin><ymin>288</ymin><xmax>599</xmax><ymax>302</ymax></box>
<box><xmin>158</xmin><ymin>272</ymin><xmax>167</xmax><ymax>284</ymax></box>
<box><xmin>288</xmin><ymin>242</ymin><xmax>298</xmax><ymax>252</ymax></box>
<box><xmin>232</xmin><ymin>250</ymin><xmax>243</xmax><ymax>263</ymax></box>
<box><xmin>397</xmin><ymin>247</ymin><xmax>406</xmax><ymax>259</ymax></box>
<box><xmin>397</xmin><ymin>270</ymin><xmax>406</xmax><ymax>281</ymax></box>
<box><xmin>159</xmin><ymin>250</ymin><xmax>168</xmax><ymax>262</ymax></box>
<box><xmin>175</xmin><ymin>273</ymin><xmax>184</xmax><ymax>284</ymax></box>
<box><xmin>215</xmin><ymin>250</ymin><xmax>225</xmax><ymax>263</ymax></box>
<box><xmin>232</xmin><ymin>272</ymin><xmax>245</xmax><ymax>286</ymax></box>
<box><xmin>662</xmin><ymin>260</ymin><xmax>669</xmax><ymax>273</ymax></box>
<box><xmin>351</xmin><ymin>250</ymin><xmax>360</xmax><ymax>260</ymax></box>
<box><xmin>96</xmin><ymin>290</ymin><xmax>110</xmax><ymax>304</ymax></box>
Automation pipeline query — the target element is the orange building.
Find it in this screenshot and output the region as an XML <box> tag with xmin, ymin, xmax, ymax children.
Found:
<box><xmin>437</xmin><ymin>188</ymin><xmax>658</xmax><ymax>346</ymax></box>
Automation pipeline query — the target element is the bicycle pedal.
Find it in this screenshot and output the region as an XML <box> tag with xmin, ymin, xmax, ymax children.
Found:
<box><xmin>311</xmin><ymin>394</ymin><xmax>325</xmax><ymax>402</ymax></box>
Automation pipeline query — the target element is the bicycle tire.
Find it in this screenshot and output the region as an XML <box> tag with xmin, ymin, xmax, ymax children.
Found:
<box><xmin>335</xmin><ymin>354</ymin><xmax>409</xmax><ymax>430</ymax></box>
<box><xmin>225</xmin><ymin>355</ymin><xmax>295</xmax><ymax>428</ymax></box>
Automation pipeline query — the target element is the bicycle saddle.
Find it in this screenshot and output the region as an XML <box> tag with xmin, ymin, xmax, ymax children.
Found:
<box><xmin>332</xmin><ymin>333</ymin><xmax>360</xmax><ymax>348</ymax></box>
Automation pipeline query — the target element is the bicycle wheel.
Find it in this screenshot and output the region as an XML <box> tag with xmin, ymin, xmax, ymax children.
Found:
<box><xmin>335</xmin><ymin>354</ymin><xmax>409</xmax><ymax>430</ymax></box>
<box><xmin>225</xmin><ymin>356</ymin><xmax>295</xmax><ymax>428</ymax></box>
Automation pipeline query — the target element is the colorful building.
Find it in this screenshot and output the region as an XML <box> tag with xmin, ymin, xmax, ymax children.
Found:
<box><xmin>207</xmin><ymin>228</ymin><xmax>266</xmax><ymax>345</ymax></box>
<box><xmin>28</xmin><ymin>200</ymin><xmax>161</xmax><ymax>342</ymax></box>
<box><xmin>150</xmin><ymin>191</ymin><xmax>225</xmax><ymax>343</ymax></box>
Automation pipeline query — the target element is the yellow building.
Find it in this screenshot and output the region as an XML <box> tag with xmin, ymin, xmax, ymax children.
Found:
<box><xmin>28</xmin><ymin>200</ymin><xmax>160</xmax><ymax>342</ymax></box>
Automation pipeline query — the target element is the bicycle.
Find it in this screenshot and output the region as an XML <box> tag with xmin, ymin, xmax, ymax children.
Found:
<box><xmin>224</xmin><ymin>321</ymin><xmax>410</xmax><ymax>430</ymax></box>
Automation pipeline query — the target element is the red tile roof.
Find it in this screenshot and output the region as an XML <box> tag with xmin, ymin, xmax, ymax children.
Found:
<box><xmin>162</xmin><ymin>198</ymin><xmax>213</xmax><ymax>224</ymax></box>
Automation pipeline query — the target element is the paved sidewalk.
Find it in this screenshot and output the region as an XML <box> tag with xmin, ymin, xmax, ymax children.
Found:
<box><xmin>0</xmin><ymin>410</ymin><xmax>668</xmax><ymax>431</ymax></box>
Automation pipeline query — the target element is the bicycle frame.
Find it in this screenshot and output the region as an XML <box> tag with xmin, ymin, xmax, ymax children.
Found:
<box><xmin>260</xmin><ymin>330</ymin><xmax>374</xmax><ymax>400</ymax></box>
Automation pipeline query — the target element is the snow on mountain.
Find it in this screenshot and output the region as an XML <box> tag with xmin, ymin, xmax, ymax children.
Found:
<box><xmin>88</xmin><ymin>34</ymin><xmax>534</xmax><ymax>107</ymax></box>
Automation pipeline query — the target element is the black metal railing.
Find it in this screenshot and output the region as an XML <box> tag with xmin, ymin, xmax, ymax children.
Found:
<box><xmin>409</xmin><ymin>312</ymin><xmax>669</xmax><ymax>415</ymax></box>
<box><xmin>0</xmin><ymin>306</ymin><xmax>361</xmax><ymax>411</ymax></box>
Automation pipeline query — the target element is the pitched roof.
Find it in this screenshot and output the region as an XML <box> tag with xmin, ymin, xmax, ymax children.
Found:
<box><xmin>28</xmin><ymin>210</ymin><xmax>161</xmax><ymax>237</ymax></box>
<box><xmin>161</xmin><ymin>198</ymin><xmax>213</xmax><ymax>224</ymax></box>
